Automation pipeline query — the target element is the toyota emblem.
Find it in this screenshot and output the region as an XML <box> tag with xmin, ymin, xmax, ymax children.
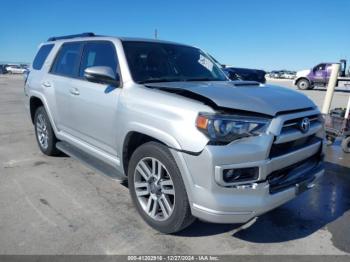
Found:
<box><xmin>299</xmin><ymin>117</ymin><xmax>310</xmax><ymax>133</ymax></box>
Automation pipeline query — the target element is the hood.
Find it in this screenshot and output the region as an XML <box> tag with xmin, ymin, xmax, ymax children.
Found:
<box><xmin>296</xmin><ymin>69</ymin><xmax>311</xmax><ymax>77</ymax></box>
<box><xmin>146</xmin><ymin>81</ymin><xmax>315</xmax><ymax>116</ymax></box>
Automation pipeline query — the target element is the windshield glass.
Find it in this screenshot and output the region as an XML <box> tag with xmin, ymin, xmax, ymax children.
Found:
<box><xmin>122</xmin><ymin>41</ymin><xmax>227</xmax><ymax>84</ymax></box>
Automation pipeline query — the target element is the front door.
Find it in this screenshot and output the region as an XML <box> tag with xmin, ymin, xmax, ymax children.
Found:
<box><xmin>312</xmin><ymin>63</ymin><xmax>327</xmax><ymax>84</ymax></box>
<box><xmin>67</xmin><ymin>41</ymin><xmax>121</xmax><ymax>156</ymax></box>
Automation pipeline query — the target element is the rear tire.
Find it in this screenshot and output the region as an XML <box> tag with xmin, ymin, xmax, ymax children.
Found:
<box><xmin>341</xmin><ymin>136</ymin><xmax>350</xmax><ymax>153</ymax></box>
<box><xmin>128</xmin><ymin>141</ymin><xmax>195</xmax><ymax>233</ymax></box>
<box><xmin>297</xmin><ymin>79</ymin><xmax>311</xmax><ymax>90</ymax></box>
<box><xmin>34</xmin><ymin>106</ymin><xmax>60</xmax><ymax>156</ymax></box>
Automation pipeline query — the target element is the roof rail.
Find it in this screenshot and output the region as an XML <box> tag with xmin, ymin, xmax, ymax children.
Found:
<box><xmin>47</xmin><ymin>32</ymin><xmax>95</xmax><ymax>42</ymax></box>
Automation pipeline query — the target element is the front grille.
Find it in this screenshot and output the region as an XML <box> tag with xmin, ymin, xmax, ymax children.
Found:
<box><xmin>281</xmin><ymin>114</ymin><xmax>319</xmax><ymax>133</ymax></box>
<box><xmin>269</xmin><ymin>135</ymin><xmax>321</xmax><ymax>158</ymax></box>
<box><xmin>268</xmin><ymin>114</ymin><xmax>322</xmax><ymax>158</ymax></box>
<box><xmin>267</xmin><ymin>153</ymin><xmax>323</xmax><ymax>194</ymax></box>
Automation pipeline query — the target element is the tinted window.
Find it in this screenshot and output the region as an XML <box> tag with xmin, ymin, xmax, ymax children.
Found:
<box><xmin>51</xmin><ymin>42</ymin><xmax>82</xmax><ymax>77</ymax></box>
<box><xmin>79</xmin><ymin>42</ymin><xmax>118</xmax><ymax>77</ymax></box>
<box><xmin>32</xmin><ymin>44</ymin><xmax>54</xmax><ymax>70</ymax></box>
<box><xmin>122</xmin><ymin>41</ymin><xmax>226</xmax><ymax>84</ymax></box>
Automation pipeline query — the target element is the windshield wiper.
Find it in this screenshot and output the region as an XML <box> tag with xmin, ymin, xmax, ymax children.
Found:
<box><xmin>138</xmin><ymin>77</ymin><xmax>225</xmax><ymax>84</ymax></box>
<box><xmin>183</xmin><ymin>77</ymin><xmax>222</xmax><ymax>82</ymax></box>
<box><xmin>138</xmin><ymin>78</ymin><xmax>183</xmax><ymax>84</ymax></box>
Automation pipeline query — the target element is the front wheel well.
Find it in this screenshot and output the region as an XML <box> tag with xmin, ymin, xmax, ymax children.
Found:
<box><xmin>122</xmin><ymin>132</ymin><xmax>166</xmax><ymax>175</ymax></box>
<box><xmin>29</xmin><ymin>96</ymin><xmax>44</xmax><ymax>124</ymax></box>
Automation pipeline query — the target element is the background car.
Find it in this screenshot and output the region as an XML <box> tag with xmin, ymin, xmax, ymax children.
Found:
<box><xmin>0</xmin><ymin>64</ymin><xmax>8</xmax><ymax>74</ymax></box>
<box><xmin>281</xmin><ymin>70</ymin><xmax>296</xmax><ymax>79</ymax></box>
<box><xmin>206</xmin><ymin>54</ymin><xmax>266</xmax><ymax>83</ymax></box>
<box><xmin>269</xmin><ymin>70</ymin><xmax>283</xmax><ymax>78</ymax></box>
<box><xmin>224</xmin><ymin>67</ymin><xmax>266</xmax><ymax>83</ymax></box>
<box><xmin>6</xmin><ymin>65</ymin><xmax>27</xmax><ymax>74</ymax></box>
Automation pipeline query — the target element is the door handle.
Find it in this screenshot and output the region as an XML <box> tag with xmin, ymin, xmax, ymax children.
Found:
<box><xmin>69</xmin><ymin>87</ymin><xmax>80</xmax><ymax>96</ymax></box>
<box><xmin>42</xmin><ymin>81</ymin><xmax>52</xmax><ymax>88</ymax></box>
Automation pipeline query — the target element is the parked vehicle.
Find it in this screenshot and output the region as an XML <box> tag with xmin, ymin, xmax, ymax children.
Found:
<box><xmin>25</xmin><ymin>33</ymin><xmax>325</xmax><ymax>233</ymax></box>
<box><xmin>268</xmin><ymin>70</ymin><xmax>296</xmax><ymax>80</ymax></box>
<box><xmin>294</xmin><ymin>60</ymin><xmax>350</xmax><ymax>90</ymax></box>
<box><xmin>0</xmin><ymin>64</ymin><xmax>8</xmax><ymax>74</ymax></box>
<box><xmin>281</xmin><ymin>71</ymin><xmax>296</xmax><ymax>79</ymax></box>
<box><xmin>224</xmin><ymin>67</ymin><xmax>266</xmax><ymax>83</ymax></box>
<box><xmin>269</xmin><ymin>70</ymin><xmax>282</xmax><ymax>79</ymax></box>
<box><xmin>207</xmin><ymin>54</ymin><xmax>266</xmax><ymax>83</ymax></box>
<box><xmin>6</xmin><ymin>65</ymin><xmax>27</xmax><ymax>74</ymax></box>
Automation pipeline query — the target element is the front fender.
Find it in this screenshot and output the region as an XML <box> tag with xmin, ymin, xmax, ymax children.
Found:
<box><xmin>122</xmin><ymin>122</ymin><xmax>182</xmax><ymax>150</ymax></box>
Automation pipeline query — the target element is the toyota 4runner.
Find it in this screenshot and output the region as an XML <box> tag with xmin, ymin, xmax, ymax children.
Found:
<box><xmin>25</xmin><ymin>33</ymin><xmax>325</xmax><ymax>233</ymax></box>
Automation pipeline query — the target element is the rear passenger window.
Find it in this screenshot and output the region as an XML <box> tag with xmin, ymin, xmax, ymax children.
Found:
<box><xmin>79</xmin><ymin>42</ymin><xmax>118</xmax><ymax>77</ymax></box>
<box><xmin>32</xmin><ymin>44</ymin><xmax>54</xmax><ymax>70</ymax></box>
<box><xmin>51</xmin><ymin>42</ymin><xmax>82</xmax><ymax>77</ymax></box>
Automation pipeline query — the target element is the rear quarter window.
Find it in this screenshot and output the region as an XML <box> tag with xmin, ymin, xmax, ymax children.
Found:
<box><xmin>32</xmin><ymin>44</ymin><xmax>54</xmax><ymax>70</ymax></box>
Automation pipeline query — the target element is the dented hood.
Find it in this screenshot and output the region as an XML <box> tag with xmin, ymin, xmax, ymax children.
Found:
<box><xmin>147</xmin><ymin>81</ymin><xmax>315</xmax><ymax>116</ymax></box>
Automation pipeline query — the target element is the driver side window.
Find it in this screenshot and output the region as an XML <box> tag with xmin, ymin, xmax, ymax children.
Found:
<box><xmin>79</xmin><ymin>41</ymin><xmax>118</xmax><ymax>78</ymax></box>
<box><xmin>314</xmin><ymin>64</ymin><xmax>326</xmax><ymax>72</ymax></box>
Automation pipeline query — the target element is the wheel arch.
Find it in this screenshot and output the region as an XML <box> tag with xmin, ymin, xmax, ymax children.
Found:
<box><xmin>29</xmin><ymin>93</ymin><xmax>58</xmax><ymax>135</ymax></box>
<box><xmin>122</xmin><ymin>131</ymin><xmax>169</xmax><ymax>176</ymax></box>
<box><xmin>29</xmin><ymin>96</ymin><xmax>44</xmax><ymax>123</ymax></box>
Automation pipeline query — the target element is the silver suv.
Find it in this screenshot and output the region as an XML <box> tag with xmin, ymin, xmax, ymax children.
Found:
<box><xmin>25</xmin><ymin>33</ymin><xmax>324</xmax><ymax>233</ymax></box>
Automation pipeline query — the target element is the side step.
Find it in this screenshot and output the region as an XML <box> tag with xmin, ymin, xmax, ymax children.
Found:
<box><xmin>56</xmin><ymin>141</ymin><xmax>126</xmax><ymax>181</ymax></box>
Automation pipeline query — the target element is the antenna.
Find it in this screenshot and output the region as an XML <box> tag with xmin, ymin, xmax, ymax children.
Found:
<box><xmin>154</xmin><ymin>29</ymin><xmax>158</xmax><ymax>39</ymax></box>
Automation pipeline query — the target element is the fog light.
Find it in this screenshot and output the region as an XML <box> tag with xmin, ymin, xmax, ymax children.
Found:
<box><xmin>223</xmin><ymin>167</ymin><xmax>259</xmax><ymax>183</ymax></box>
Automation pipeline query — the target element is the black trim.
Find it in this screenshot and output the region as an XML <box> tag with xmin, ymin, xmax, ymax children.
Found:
<box><xmin>269</xmin><ymin>135</ymin><xmax>321</xmax><ymax>158</ymax></box>
<box><xmin>168</xmin><ymin>146</ymin><xmax>202</xmax><ymax>156</ymax></box>
<box><xmin>275</xmin><ymin>107</ymin><xmax>316</xmax><ymax>116</ymax></box>
<box><xmin>267</xmin><ymin>153</ymin><xmax>323</xmax><ymax>194</ymax></box>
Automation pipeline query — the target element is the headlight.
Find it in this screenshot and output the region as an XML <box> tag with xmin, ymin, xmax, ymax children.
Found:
<box><xmin>196</xmin><ymin>113</ymin><xmax>270</xmax><ymax>144</ymax></box>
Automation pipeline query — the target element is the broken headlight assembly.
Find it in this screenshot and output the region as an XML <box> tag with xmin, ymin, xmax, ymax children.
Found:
<box><xmin>196</xmin><ymin>113</ymin><xmax>270</xmax><ymax>144</ymax></box>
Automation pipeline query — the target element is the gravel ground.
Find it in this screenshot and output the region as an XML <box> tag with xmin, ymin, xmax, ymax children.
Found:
<box><xmin>0</xmin><ymin>75</ymin><xmax>349</xmax><ymax>255</ymax></box>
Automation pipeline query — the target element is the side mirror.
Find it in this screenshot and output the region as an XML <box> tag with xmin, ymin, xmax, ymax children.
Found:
<box><xmin>84</xmin><ymin>66</ymin><xmax>120</xmax><ymax>86</ymax></box>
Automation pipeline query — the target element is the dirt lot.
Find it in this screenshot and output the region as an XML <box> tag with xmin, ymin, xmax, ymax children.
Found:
<box><xmin>0</xmin><ymin>75</ymin><xmax>349</xmax><ymax>255</ymax></box>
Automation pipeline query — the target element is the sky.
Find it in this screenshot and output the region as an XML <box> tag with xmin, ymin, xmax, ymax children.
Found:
<box><xmin>0</xmin><ymin>0</ymin><xmax>349</xmax><ymax>71</ymax></box>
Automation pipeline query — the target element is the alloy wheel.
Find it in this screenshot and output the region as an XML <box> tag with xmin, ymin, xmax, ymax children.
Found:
<box><xmin>36</xmin><ymin>113</ymin><xmax>49</xmax><ymax>150</ymax></box>
<box><xmin>133</xmin><ymin>157</ymin><xmax>175</xmax><ymax>221</ymax></box>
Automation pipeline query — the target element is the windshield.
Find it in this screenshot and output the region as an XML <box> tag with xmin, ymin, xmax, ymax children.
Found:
<box><xmin>122</xmin><ymin>41</ymin><xmax>227</xmax><ymax>84</ymax></box>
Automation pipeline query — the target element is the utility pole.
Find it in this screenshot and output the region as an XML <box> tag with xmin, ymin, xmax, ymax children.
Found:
<box><xmin>154</xmin><ymin>29</ymin><xmax>158</xmax><ymax>39</ymax></box>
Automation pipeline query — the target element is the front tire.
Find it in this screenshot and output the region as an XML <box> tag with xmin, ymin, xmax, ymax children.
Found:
<box><xmin>297</xmin><ymin>79</ymin><xmax>311</xmax><ymax>90</ymax></box>
<box><xmin>128</xmin><ymin>142</ymin><xmax>195</xmax><ymax>233</ymax></box>
<box><xmin>34</xmin><ymin>106</ymin><xmax>60</xmax><ymax>156</ymax></box>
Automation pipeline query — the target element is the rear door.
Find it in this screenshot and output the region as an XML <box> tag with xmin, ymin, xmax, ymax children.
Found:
<box><xmin>48</xmin><ymin>42</ymin><xmax>83</xmax><ymax>132</ymax></box>
<box><xmin>68</xmin><ymin>41</ymin><xmax>121</xmax><ymax>156</ymax></box>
